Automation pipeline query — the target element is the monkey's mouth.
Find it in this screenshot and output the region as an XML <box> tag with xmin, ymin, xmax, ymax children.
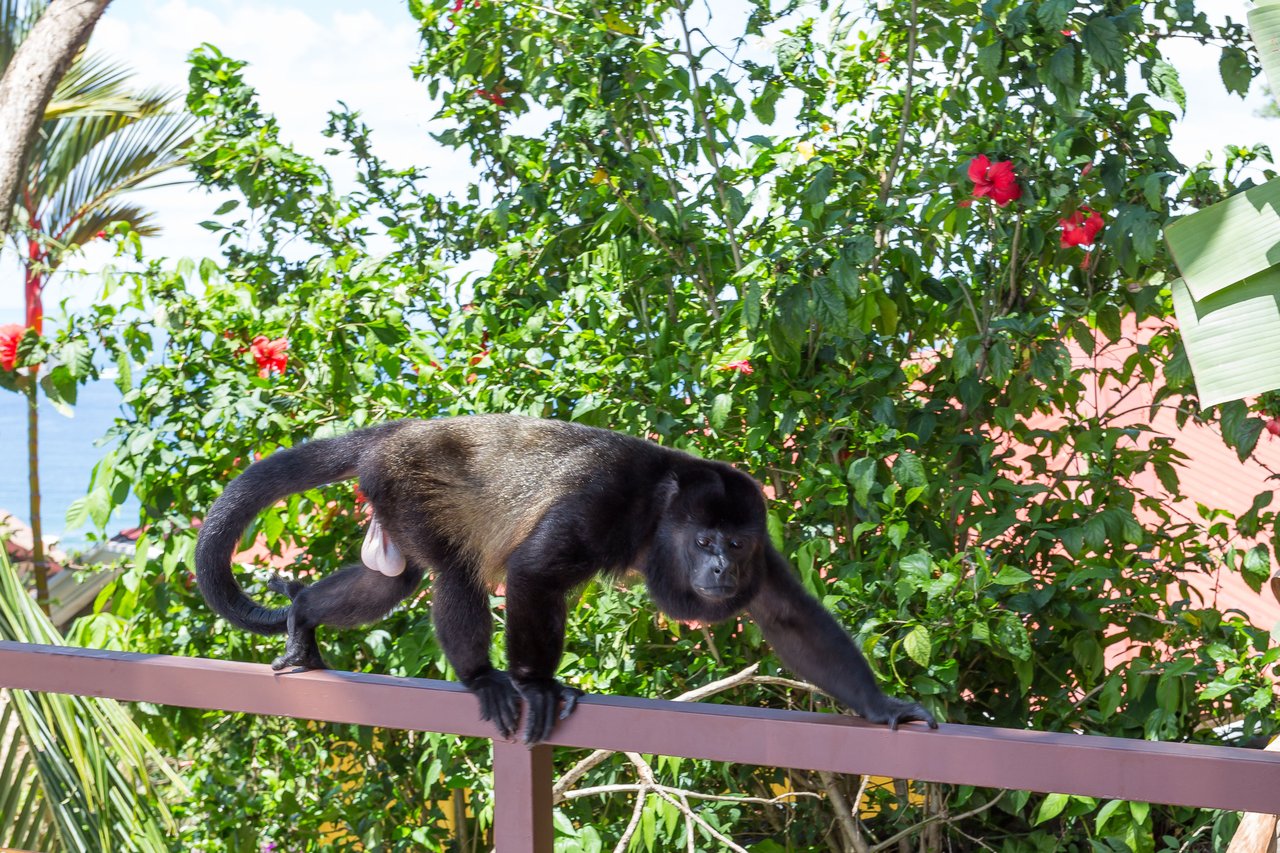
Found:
<box><xmin>694</xmin><ymin>583</ymin><xmax>738</xmax><ymax>600</ymax></box>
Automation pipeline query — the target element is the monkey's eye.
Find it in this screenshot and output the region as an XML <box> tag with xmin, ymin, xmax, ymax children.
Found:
<box><xmin>728</xmin><ymin>538</ymin><xmax>743</xmax><ymax>551</ymax></box>
<box><xmin>696</xmin><ymin>535</ymin><xmax>711</xmax><ymax>549</ymax></box>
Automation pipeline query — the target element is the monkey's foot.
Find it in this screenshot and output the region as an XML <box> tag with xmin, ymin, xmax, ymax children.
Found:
<box><xmin>464</xmin><ymin>668</ymin><xmax>522</xmax><ymax>740</ymax></box>
<box><xmin>266</xmin><ymin>573</ymin><xmax>306</xmax><ymax>600</ymax></box>
<box><xmin>514</xmin><ymin>677</ymin><xmax>584</xmax><ymax>745</ymax></box>
<box><xmin>270</xmin><ymin>646</ymin><xmax>329</xmax><ymax>672</ymax></box>
<box><xmin>862</xmin><ymin>697</ymin><xmax>938</xmax><ymax>731</ymax></box>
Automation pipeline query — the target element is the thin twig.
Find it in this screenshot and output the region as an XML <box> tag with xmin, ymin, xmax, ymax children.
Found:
<box><xmin>563</xmin><ymin>783</ymin><xmax>823</xmax><ymax>807</ymax></box>
<box><xmin>553</xmin><ymin>664</ymin><xmax>763</xmax><ymax>802</ymax></box>
<box><xmin>819</xmin><ymin>770</ymin><xmax>870</xmax><ymax>853</ymax></box>
<box><xmin>867</xmin><ymin>790</ymin><xmax>1007</xmax><ymax>853</ymax></box>
<box><xmin>613</xmin><ymin>790</ymin><xmax>647</xmax><ymax>853</ymax></box>
<box><xmin>876</xmin><ymin>0</ymin><xmax>920</xmax><ymax>208</ymax></box>
<box><xmin>628</xmin><ymin>752</ymin><xmax>749</xmax><ymax>853</ymax></box>
<box><xmin>676</xmin><ymin>3</ymin><xmax>742</xmax><ymax>277</ymax></box>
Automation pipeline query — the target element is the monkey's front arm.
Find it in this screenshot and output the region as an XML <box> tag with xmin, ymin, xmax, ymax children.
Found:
<box><xmin>747</xmin><ymin>550</ymin><xmax>938</xmax><ymax>730</ymax></box>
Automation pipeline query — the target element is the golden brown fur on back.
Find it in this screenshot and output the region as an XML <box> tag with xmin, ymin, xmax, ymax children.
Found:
<box><xmin>367</xmin><ymin>414</ymin><xmax>628</xmax><ymax>585</ymax></box>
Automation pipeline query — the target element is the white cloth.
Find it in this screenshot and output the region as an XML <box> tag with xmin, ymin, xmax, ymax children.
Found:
<box><xmin>361</xmin><ymin>513</ymin><xmax>406</xmax><ymax>577</ymax></box>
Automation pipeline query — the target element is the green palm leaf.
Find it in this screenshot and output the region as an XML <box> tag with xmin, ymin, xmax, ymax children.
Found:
<box><xmin>0</xmin><ymin>550</ymin><xmax>186</xmax><ymax>852</ymax></box>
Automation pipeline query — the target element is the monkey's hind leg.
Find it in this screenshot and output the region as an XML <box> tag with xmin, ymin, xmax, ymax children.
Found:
<box><xmin>270</xmin><ymin>561</ymin><xmax>425</xmax><ymax>672</ymax></box>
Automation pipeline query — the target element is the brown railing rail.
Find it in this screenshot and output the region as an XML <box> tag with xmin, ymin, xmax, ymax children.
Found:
<box><xmin>2</xmin><ymin>640</ymin><xmax>1279</xmax><ymax>849</ymax></box>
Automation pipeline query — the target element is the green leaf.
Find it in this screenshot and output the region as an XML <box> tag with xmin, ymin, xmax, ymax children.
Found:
<box><xmin>976</xmin><ymin>40</ymin><xmax>1003</xmax><ymax>77</ymax></box>
<box><xmin>892</xmin><ymin>452</ymin><xmax>927</xmax><ymax>489</ymax></box>
<box><xmin>1147</xmin><ymin>59</ymin><xmax>1186</xmax><ymax>112</ymax></box>
<box><xmin>1082</xmin><ymin>17</ymin><xmax>1124</xmax><ymax>71</ymax></box>
<box><xmin>1035</xmin><ymin>0</ymin><xmax>1074</xmax><ymax>32</ymax></box>
<box><xmin>904</xmin><ymin>625</ymin><xmax>932</xmax><ymax>667</ymax></box>
<box><xmin>1095</xmin><ymin>798</ymin><xmax>1125</xmax><ymax>833</ymax></box>
<box><xmin>992</xmin><ymin>566</ymin><xmax>1032</xmax><ymax>585</ymax></box>
<box><xmin>1096</xmin><ymin>305</ymin><xmax>1121</xmax><ymax>343</ymax></box>
<box><xmin>1034</xmin><ymin>792</ymin><xmax>1070</xmax><ymax>825</ymax></box>
<box><xmin>1171</xmin><ymin>274</ymin><xmax>1280</xmax><ymax>407</ymax></box>
<box><xmin>709</xmin><ymin>393</ymin><xmax>732</xmax><ymax>430</ymax></box>
<box><xmin>1049</xmin><ymin>45</ymin><xmax>1076</xmax><ymax>86</ymax></box>
<box><xmin>1243</xmin><ymin>545</ymin><xmax>1271</xmax><ymax>593</ymax></box>
<box><xmin>766</xmin><ymin>512</ymin><xmax>785</xmax><ymax>551</ymax></box>
<box><xmin>1218</xmin><ymin>45</ymin><xmax>1253</xmax><ymax>97</ymax></box>
<box><xmin>847</xmin><ymin>456</ymin><xmax>877</xmax><ymax>507</ymax></box>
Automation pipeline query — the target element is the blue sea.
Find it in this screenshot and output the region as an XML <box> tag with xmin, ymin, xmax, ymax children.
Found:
<box><xmin>0</xmin><ymin>378</ymin><xmax>142</xmax><ymax>547</ymax></box>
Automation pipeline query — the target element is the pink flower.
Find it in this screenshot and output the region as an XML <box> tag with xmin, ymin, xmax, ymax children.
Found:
<box><xmin>1061</xmin><ymin>29</ymin><xmax>1076</xmax><ymax>37</ymax></box>
<box><xmin>967</xmin><ymin>155</ymin><xmax>1022</xmax><ymax>206</ymax></box>
<box><xmin>1059</xmin><ymin>209</ymin><xmax>1105</xmax><ymax>248</ymax></box>
<box><xmin>1267</xmin><ymin>419</ymin><xmax>1280</xmax><ymax>438</ymax></box>
<box><xmin>0</xmin><ymin>324</ymin><xmax>24</xmax><ymax>371</ymax></box>
<box><xmin>720</xmin><ymin>359</ymin><xmax>754</xmax><ymax>375</ymax></box>
<box><xmin>250</xmin><ymin>335</ymin><xmax>288</xmax><ymax>378</ymax></box>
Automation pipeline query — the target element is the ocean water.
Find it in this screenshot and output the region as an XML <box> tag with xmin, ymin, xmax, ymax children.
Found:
<box><xmin>0</xmin><ymin>378</ymin><xmax>141</xmax><ymax>547</ymax></box>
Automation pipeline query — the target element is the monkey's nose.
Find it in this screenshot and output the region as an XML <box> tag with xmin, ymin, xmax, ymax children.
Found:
<box><xmin>712</xmin><ymin>557</ymin><xmax>728</xmax><ymax>575</ymax></box>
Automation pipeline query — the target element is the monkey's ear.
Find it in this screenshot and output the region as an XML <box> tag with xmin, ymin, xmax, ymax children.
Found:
<box><xmin>655</xmin><ymin>472</ymin><xmax>680</xmax><ymax>513</ymax></box>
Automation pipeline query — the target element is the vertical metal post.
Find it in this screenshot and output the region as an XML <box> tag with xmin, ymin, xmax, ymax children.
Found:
<box><xmin>492</xmin><ymin>741</ymin><xmax>554</xmax><ymax>852</ymax></box>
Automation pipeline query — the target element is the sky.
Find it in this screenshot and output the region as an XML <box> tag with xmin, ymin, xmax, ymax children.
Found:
<box><xmin>0</xmin><ymin>0</ymin><xmax>1273</xmax><ymax>323</ymax></box>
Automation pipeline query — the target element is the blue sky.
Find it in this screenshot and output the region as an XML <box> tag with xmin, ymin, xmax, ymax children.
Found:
<box><xmin>0</xmin><ymin>0</ymin><xmax>1272</xmax><ymax>323</ymax></box>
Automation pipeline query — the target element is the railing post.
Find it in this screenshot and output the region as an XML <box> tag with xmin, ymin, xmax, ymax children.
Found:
<box><xmin>492</xmin><ymin>740</ymin><xmax>554</xmax><ymax>851</ymax></box>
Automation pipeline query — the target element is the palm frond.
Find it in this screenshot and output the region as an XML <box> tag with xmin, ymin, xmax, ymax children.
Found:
<box><xmin>0</xmin><ymin>551</ymin><xmax>186</xmax><ymax>852</ymax></box>
<box><xmin>35</xmin><ymin>111</ymin><xmax>196</xmax><ymax>243</ymax></box>
<box><xmin>59</xmin><ymin>201</ymin><xmax>158</xmax><ymax>248</ymax></box>
<box><xmin>47</xmin><ymin>54</ymin><xmax>177</xmax><ymax>121</ymax></box>
<box><xmin>0</xmin><ymin>696</ymin><xmax>56</xmax><ymax>851</ymax></box>
<box><xmin>0</xmin><ymin>0</ymin><xmax>45</xmax><ymax>72</ymax></box>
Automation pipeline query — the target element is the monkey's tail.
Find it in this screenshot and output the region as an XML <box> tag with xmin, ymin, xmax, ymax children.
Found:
<box><xmin>194</xmin><ymin>424</ymin><xmax>402</xmax><ymax>635</ymax></box>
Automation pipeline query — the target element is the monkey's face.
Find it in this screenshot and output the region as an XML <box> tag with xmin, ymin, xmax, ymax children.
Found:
<box><xmin>643</xmin><ymin>466</ymin><xmax>768</xmax><ymax>622</ymax></box>
<box><xmin>682</xmin><ymin>525</ymin><xmax>757</xmax><ymax>602</ymax></box>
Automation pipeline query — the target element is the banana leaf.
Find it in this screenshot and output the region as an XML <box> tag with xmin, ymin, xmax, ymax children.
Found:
<box><xmin>1171</xmin><ymin>274</ymin><xmax>1280</xmax><ymax>407</ymax></box>
<box><xmin>1164</xmin><ymin>176</ymin><xmax>1280</xmax><ymax>302</ymax></box>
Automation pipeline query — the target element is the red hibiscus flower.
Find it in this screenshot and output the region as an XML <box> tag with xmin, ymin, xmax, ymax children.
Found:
<box><xmin>968</xmin><ymin>155</ymin><xmax>1022</xmax><ymax>206</ymax></box>
<box><xmin>0</xmin><ymin>323</ymin><xmax>24</xmax><ymax>371</ymax></box>
<box><xmin>720</xmin><ymin>359</ymin><xmax>754</xmax><ymax>375</ymax></box>
<box><xmin>877</xmin><ymin>52</ymin><xmax>890</xmax><ymax>63</ymax></box>
<box><xmin>1059</xmin><ymin>209</ymin><xmax>1105</xmax><ymax>248</ymax></box>
<box><xmin>475</xmin><ymin>88</ymin><xmax>506</xmax><ymax>107</ymax></box>
<box><xmin>1267</xmin><ymin>418</ymin><xmax>1280</xmax><ymax>438</ymax></box>
<box><xmin>250</xmin><ymin>335</ymin><xmax>289</xmax><ymax>378</ymax></box>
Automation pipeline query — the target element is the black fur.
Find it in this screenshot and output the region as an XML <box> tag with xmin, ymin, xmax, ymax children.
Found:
<box><xmin>196</xmin><ymin>414</ymin><xmax>937</xmax><ymax>742</ymax></box>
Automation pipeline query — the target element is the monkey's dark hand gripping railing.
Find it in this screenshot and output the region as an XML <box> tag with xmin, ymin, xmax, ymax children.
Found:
<box><xmin>2</xmin><ymin>641</ymin><xmax>1279</xmax><ymax>850</ymax></box>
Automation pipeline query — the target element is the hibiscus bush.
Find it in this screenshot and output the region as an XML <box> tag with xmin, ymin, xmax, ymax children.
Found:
<box><xmin>70</xmin><ymin>1</ymin><xmax>1280</xmax><ymax>851</ymax></box>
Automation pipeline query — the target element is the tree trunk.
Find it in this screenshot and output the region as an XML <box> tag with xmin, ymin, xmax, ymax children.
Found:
<box><xmin>25</xmin><ymin>380</ymin><xmax>47</xmax><ymax>616</ymax></box>
<box><xmin>0</xmin><ymin>0</ymin><xmax>112</xmax><ymax>237</ymax></box>
<box><xmin>1227</xmin><ymin>737</ymin><xmax>1280</xmax><ymax>853</ymax></box>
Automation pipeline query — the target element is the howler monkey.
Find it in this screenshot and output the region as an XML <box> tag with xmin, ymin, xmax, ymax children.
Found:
<box><xmin>196</xmin><ymin>414</ymin><xmax>937</xmax><ymax>743</ymax></box>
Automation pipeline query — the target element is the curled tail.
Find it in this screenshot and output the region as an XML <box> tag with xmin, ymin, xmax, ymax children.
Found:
<box><xmin>195</xmin><ymin>423</ymin><xmax>403</xmax><ymax>634</ymax></box>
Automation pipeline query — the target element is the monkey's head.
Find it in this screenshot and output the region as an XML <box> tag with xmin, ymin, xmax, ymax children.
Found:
<box><xmin>644</xmin><ymin>463</ymin><xmax>768</xmax><ymax>623</ymax></box>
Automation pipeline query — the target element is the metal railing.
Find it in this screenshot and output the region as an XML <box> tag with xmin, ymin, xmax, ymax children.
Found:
<box><xmin>2</xmin><ymin>640</ymin><xmax>1279</xmax><ymax>850</ymax></box>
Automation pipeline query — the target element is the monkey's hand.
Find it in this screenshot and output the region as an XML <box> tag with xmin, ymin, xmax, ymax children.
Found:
<box><xmin>463</xmin><ymin>668</ymin><xmax>523</xmax><ymax>740</ymax></box>
<box><xmin>860</xmin><ymin>695</ymin><xmax>938</xmax><ymax>731</ymax></box>
<box><xmin>513</xmin><ymin>677</ymin><xmax>584</xmax><ymax>745</ymax></box>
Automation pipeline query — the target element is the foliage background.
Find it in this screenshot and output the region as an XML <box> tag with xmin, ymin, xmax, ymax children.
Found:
<box><xmin>25</xmin><ymin>0</ymin><xmax>1280</xmax><ymax>849</ymax></box>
